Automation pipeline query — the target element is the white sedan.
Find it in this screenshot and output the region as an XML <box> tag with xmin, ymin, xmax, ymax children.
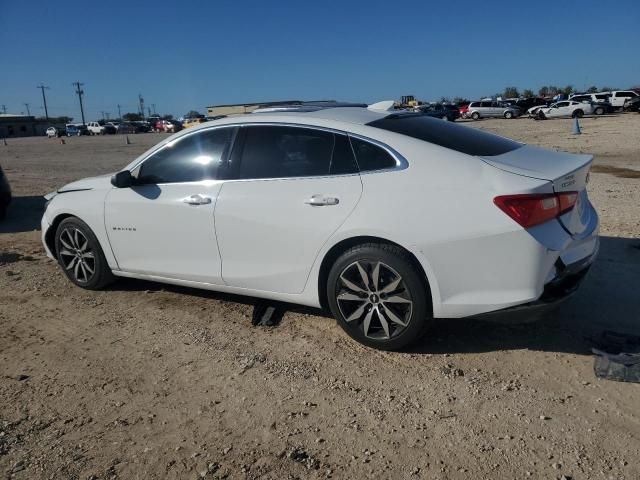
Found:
<box><xmin>536</xmin><ymin>100</ymin><xmax>594</xmax><ymax>119</ymax></box>
<box><xmin>41</xmin><ymin>106</ymin><xmax>599</xmax><ymax>350</ymax></box>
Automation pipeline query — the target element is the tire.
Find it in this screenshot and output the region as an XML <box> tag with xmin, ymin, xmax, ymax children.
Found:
<box><xmin>504</xmin><ymin>111</ymin><xmax>513</xmax><ymax>119</ymax></box>
<box><xmin>471</xmin><ymin>112</ymin><xmax>480</xmax><ymax>120</ymax></box>
<box><xmin>573</xmin><ymin>109</ymin><xmax>584</xmax><ymax>118</ymax></box>
<box><xmin>594</xmin><ymin>107</ymin><xmax>604</xmax><ymax>115</ymax></box>
<box><xmin>441</xmin><ymin>115</ymin><xmax>448</xmax><ymax>121</ymax></box>
<box><xmin>327</xmin><ymin>243</ymin><xmax>431</xmax><ymax>351</ymax></box>
<box><xmin>54</xmin><ymin>217</ymin><xmax>115</xmax><ymax>290</ymax></box>
<box><xmin>537</xmin><ymin>111</ymin><xmax>546</xmax><ymax>120</ymax></box>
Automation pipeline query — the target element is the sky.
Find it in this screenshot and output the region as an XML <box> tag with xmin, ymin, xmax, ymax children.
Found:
<box><xmin>1</xmin><ymin>0</ymin><xmax>639</xmax><ymax>120</ymax></box>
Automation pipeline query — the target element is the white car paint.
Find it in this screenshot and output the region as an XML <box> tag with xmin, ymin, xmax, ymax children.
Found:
<box><xmin>86</xmin><ymin>121</ymin><xmax>105</xmax><ymax>135</ymax></box>
<box><xmin>605</xmin><ymin>90</ymin><xmax>639</xmax><ymax>109</ymax></box>
<box><xmin>42</xmin><ymin>107</ymin><xmax>599</xmax><ymax>321</ymax></box>
<box><xmin>538</xmin><ymin>101</ymin><xmax>594</xmax><ymax>118</ymax></box>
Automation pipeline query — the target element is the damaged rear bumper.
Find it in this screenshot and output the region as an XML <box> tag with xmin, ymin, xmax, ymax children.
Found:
<box><xmin>472</xmin><ymin>244</ymin><xmax>597</xmax><ymax>322</ymax></box>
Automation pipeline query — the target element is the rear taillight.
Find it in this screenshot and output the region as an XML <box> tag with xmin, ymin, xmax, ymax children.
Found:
<box><xmin>494</xmin><ymin>192</ymin><xmax>578</xmax><ymax>228</ymax></box>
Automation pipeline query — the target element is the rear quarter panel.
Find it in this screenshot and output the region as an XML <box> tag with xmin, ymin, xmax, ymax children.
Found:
<box><xmin>304</xmin><ymin>130</ymin><xmax>555</xmax><ymax>317</ymax></box>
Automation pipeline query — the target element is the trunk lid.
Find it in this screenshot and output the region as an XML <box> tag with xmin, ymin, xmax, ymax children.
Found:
<box><xmin>481</xmin><ymin>145</ymin><xmax>594</xmax><ymax>236</ymax></box>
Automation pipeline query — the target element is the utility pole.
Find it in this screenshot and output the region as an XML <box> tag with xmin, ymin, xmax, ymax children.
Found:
<box><xmin>37</xmin><ymin>84</ymin><xmax>50</xmax><ymax>120</ymax></box>
<box><xmin>147</xmin><ymin>107</ymin><xmax>151</xmax><ymax>117</ymax></box>
<box><xmin>24</xmin><ymin>103</ymin><xmax>31</xmax><ymax>116</ymax></box>
<box><xmin>117</xmin><ymin>104</ymin><xmax>122</xmax><ymax>120</ymax></box>
<box><xmin>100</xmin><ymin>110</ymin><xmax>106</xmax><ymax>120</ymax></box>
<box><xmin>151</xmin><ymin>103</ymin><xmax>157</xmax><ymax>115</ymax></box>
<box><xmin>138</xmin><ymin>93</ymin><xmax>145</xmax><ymax>119</ymax></box>
<box><xmin>105</xmin><ymin>112</ymin><xmax>110</xmax><ymax>120</ymax></box>
<box><xmin>73</xmin><ymin>81</ymin><xmax>86</xmax><ymax>125</ymax></box>
<box><xmin>1</xmin><ymin>105</ymin><xmax>6</xmax><ymax>114</ymax></box>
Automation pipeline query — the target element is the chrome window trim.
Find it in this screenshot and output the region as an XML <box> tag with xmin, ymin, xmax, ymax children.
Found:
<box><xmin>127</xmin><ymin>121</ymin><xmax>408</xmax><ymax>183</ymax></box>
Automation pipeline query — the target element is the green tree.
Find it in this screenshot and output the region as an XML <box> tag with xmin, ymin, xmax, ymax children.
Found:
<box><xmin>562</xmin><ymin>85</ymin><xmax>574</xmax><ymax>96</ymax></box>
<box><xmin>185</xmin><ymin>110</ymin><xmax>203</xmax><ymax>119</ymax></box>
<box><xmin>503</xmin><ymin>86</ymin><xmax>520</xmax><ymax>98</ymax></box>
<box><xmin>161</xmin><ymin>114</ymin><xmax>174</xmax><ymax>120</ymax></box>
<box><xmin>522</xmin><ymin>89</ymin><xmax>534</xmax><ymax>98</ymax></box>
<box><xmin>123</xmin><ymin>112</ymin><xmax>143</xmax><ymax>121</ymax></box>
<box><xmin>587</xmin><ymin>86</ymin><xmax>599</xmax><ymax>93</ymax></box>
<box><xmin>538</xmin><ymin>86</ymin><xmax>549</xmax><ymax>97</ymax></box>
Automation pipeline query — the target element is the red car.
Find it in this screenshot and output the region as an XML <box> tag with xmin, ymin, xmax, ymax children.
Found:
<box><xmin>155</xmin><ymin>119</ymin><xmax>183</xmax><ymax>133</ymax></box>
<box><xmin>458</xmin><ymin>103</ymin><xmax>470</xmax><ymax>118</ymax></box>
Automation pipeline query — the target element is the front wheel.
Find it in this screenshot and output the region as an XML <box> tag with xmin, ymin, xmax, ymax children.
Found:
<box><xmin>327</xmin><ymin>243</ymin><xmax>431</xmax><ymax>351</ymax></box>
<box><xmin>504</xmin><ymin>111</ymin><xmax>513</xmax><ymax>119</ymax></box>
<box><xmin>54</xmin><ymin>217</ymin><xmax>115</xmax><ymax>290</ymax></box>
<box><xmin>594</xmin><ymin>107</ymin><xmax>604</xmax><ymax>115</ymax></box>
<box><xmin>471</xmin><ymin>112</ymin><xmax>480</xmax><ymax>120</ymax></box>
<box><xmin>572</xmin><ymin>109</ymin><xmax>584</xmax><ymax>118</ymax></box>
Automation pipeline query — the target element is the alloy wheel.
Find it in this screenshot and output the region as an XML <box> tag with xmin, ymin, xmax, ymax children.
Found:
<box><xmin>336</xmin><ymin>260</ymin><xmax>413</xmax><ymax>340</ymax></box>
<box><xmin>58</xmin><ymin>227</ymin><xmax>96</xmax><ymax>284</ymax></box>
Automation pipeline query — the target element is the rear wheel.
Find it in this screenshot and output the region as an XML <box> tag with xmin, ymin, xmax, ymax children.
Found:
<box><xmin>504</xmin><ymin>111</ymin><xmax>513</xmax><ymax>119</ymax></box>
<box><xmin>572</xmin><ymin>109</ymin><xmax>584</xmax><ymax>118</ymax></box>
<box><xmin>327</xmin><ymin>243</ymin><xmax>431</xmax><ymax>351</ymax></box>
<box><xmin>594</xmin><ymin>106</ymin><xmax>604</xmax><ymax>115</ymax></box>
<box><xmin>55</xmin><ymin>217</ymin><xmax>114</xmax><ymax>290</ymax></box>
<box><xmin>471</xmin><ymin>112</ymin><xmax>480</xmax><ymax>120</ymax></box>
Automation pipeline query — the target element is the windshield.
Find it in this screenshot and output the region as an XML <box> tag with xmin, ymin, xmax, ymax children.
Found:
<box><xmin>366</xmin><ymin>114</ymin><xmax>522</xmax><ymax>156</ymax></box>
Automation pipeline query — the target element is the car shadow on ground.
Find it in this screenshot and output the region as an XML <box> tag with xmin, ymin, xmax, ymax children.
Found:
<box><xmin>0</xmin><ymin>195</ymin><xmax>45</xmax><ymax>234</ymax></box>
<box><xmin>107</xmin><ymin>235</ymin><xmax>639</xmax><ymax>356</ymax></box>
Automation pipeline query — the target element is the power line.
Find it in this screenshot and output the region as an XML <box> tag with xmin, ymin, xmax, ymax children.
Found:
<box><xmin>73</xmin><ymin>81</ymin><xmax>86</xmax><ymax>125</ymax></box>
<box><xmin>37</xmin><ymin>84</ymin><xmax>50</xmax><ymax>120</ymax></box>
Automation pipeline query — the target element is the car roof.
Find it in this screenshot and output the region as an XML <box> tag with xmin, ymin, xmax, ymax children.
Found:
<box><xmin>203</xmin><ymin>107</ymin><xmax>390</xmax><ymax>128</ymax></box>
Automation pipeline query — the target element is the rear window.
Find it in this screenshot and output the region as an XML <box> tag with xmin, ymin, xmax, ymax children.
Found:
<box><xmin>366</xmin><ymin>114</ymin><xmax>522</xmax><ymax>157</ymax></box>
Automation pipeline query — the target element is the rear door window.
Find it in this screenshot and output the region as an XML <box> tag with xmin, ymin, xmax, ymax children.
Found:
<box><xmin>235</xmin><ymin>126</ymin><xmax>357</xmax><ymax>179</ymax></box>
<box><xmin>366</xmin><ymin>114</ymin><xmax>522</xmax><ymax>157</ymax></box>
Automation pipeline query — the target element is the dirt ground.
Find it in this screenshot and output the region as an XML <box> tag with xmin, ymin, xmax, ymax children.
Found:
<box><xmin>1</xmin><ymin>115</ymin><xmax>639</xmax><ymax>480</ymax></box>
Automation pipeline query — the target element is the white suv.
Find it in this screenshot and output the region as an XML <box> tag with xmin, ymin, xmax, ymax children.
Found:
<box><xmin>86</xmin><ymin>121</ymin><xmax>105</xmax><ymax>135</ymax></box>
<box><xmin>606</xmin><ymin>90</ymin><xmax>639</xmax><ymax>109</ymax></box>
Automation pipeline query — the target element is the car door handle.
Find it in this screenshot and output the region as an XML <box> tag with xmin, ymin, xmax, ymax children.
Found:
<box><xmin>183</xmin><ymin>194</ymin><xmax>212</xmax><ymax>205</ymax></box>
<box><xmin>305</xmin><ymin>195</ymin><xmax>339</xmax><ymax>206</ymax></box>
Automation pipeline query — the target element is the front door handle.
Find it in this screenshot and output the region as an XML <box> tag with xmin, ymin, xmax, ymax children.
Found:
<box><xmin>183</xmin><ymin>194</ymin><xmax>212</xmax><ymax>205</ymax></box>
<box><xmin>305</xmin><ymin>195</ymin><xmax>340</xmax><ymax>206</ymax></box>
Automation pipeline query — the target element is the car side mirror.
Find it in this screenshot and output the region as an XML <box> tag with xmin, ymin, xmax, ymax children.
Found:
<box><xmin>111</xmin><ymin>170</ymin><xmax>133</xmax><ymax>188</ymax></box>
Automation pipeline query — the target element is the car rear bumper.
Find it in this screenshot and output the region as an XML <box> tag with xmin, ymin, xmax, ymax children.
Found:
<box><xmin>471</xmin><ymin>240</ymin><xmax>597</xmax><ymax>322</ymax></box>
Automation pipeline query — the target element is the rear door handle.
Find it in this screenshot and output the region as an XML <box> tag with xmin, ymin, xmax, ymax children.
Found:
<box><xmin>305</xmin><ymin>195</ymin><xmax>339</xmax><ymax>206</ymax></box>
<box><xmin>183</xmin><ymin>194</ymin><xmax>212</xmax><ymax>205</ymax></box>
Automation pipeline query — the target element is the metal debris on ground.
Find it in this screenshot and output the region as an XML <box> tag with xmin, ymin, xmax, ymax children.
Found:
<box><xmin>592</xmin><ymin>330</ymin><xmax>640</xmax><ymax>383</ymax></box>
<box><xmin>251</xmin><ymin>302</ymin><xmax>284</xmax><ymax>327</ymax></box>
